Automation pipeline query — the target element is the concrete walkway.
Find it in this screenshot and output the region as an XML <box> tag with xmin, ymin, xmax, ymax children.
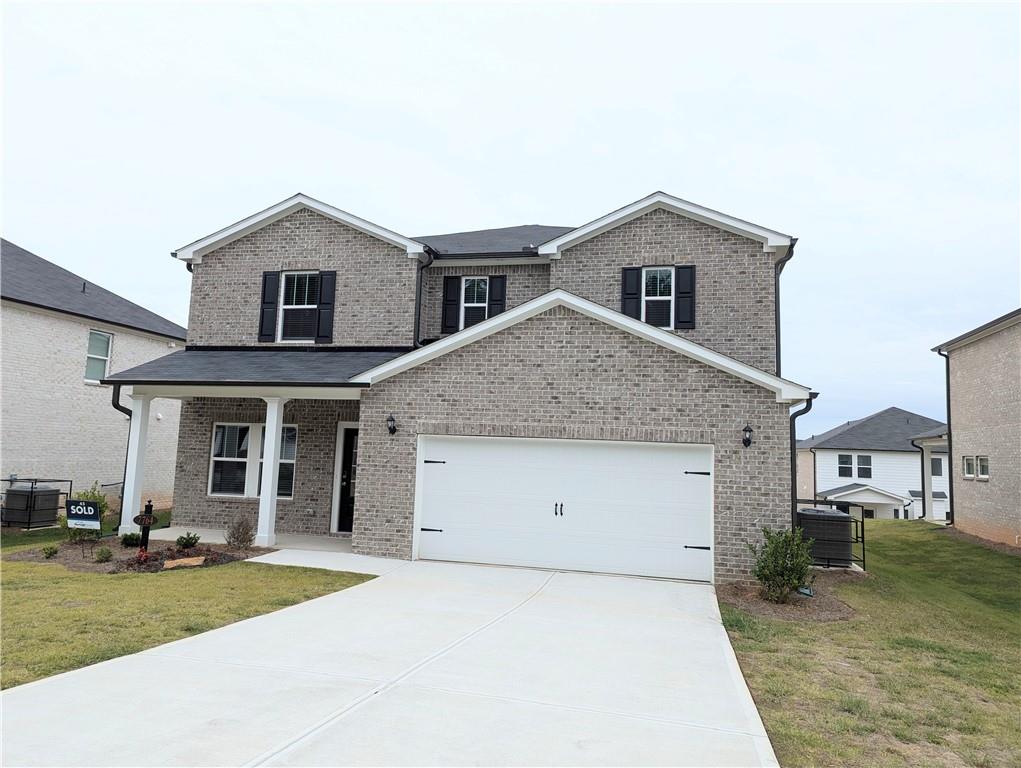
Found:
<box><xmin>1</xmin><ymin>561</ymin><xmax>777</xmax><ymax>767</ymax></box>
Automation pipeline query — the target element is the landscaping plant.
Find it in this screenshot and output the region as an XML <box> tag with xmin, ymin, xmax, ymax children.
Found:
<box><xmin>747</xmin><ymin>527</ymin><xmax>814</xmax><ymax>603</ymax></box>
<box><xmin>41</xmin><ymin>545</ymin><xmax>58</xmax><ymax>559</ymax></box>
<box><xmin>225</xmin><ymin>515</ymin><xmax>255</xmax><ymax>550</ymax></box>
<box><xmin>120</xmin><ymin>532</ymin><xmax>141</xmax><ymax>548</ymax></box>
<box><xmin>75</xmin><ymin>482</ymin><xmax>110</xmax><ymax>517</ymax></box>
<box><xmin>175</xmin><ymin>532</ymin><xmax>201</xmax><ymax>550</ymax></box>
<box><xmin>94</xmin><ymin>547</ymin><xmax>113</xmax><ymax>563</ymax></box>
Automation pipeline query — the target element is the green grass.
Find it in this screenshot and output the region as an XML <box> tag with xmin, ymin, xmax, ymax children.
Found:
<box><xmin>1</xmin><ymin>510</ymin><xmax>173</xmax><ymax>553</ymax></box>
<box><xmin>1</xmin><ymin>541</ymin><xmax>373</xmax><ymax>688</ymax></box>
<box><xmin>722</xmin><ymin>521</ymin><xmax>1021</xmax><ymax>767</ymax></box>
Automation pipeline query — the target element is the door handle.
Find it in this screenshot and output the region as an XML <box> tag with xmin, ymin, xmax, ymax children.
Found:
<box><xmin>559</xmin><ymin>503</ymin><xmax>564</xmax><ymax>517</ymax></box>
<box><xmin>553</xmin><ymin>503</ymin><xmax>564</xmax><ymax>517</ymax></box>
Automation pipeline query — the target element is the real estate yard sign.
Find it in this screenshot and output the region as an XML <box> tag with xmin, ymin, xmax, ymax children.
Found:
<box><xmin>66</xmin><ymin>499</ymin><xmax>101</xmax><ymax>530</ymax></box>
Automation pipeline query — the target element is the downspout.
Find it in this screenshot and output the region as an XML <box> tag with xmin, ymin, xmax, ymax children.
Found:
<box><xmin>773</xmin><ymin>238</ymin><xmax>797</xmax><ymax>376</ymax></box>
<box><xmin>789</xmin><ymin>391</ymin><xmax>819</xmax><ymax>527</ymax></box>
<box><xmin>412</xmin><ymin>248</ymin><xmax>436</xmax><ymax>348</ymax></box>
<box><xmin>809</xmin><ymin>446</ymin><xmax>818</xmax><ymax>501</ymax></box>
<box><xmin>910</xmin><ymin>438</ymin><xmax>927</xmax><ymax>519</ymax></box>
<box><xmin>111</xmin><ymin>384</ymin><xmax>133</xmax><ymax>528</ymax></box>
<box><xmin>939</xmin><ymin>349</ymin><xmax>955</xmax><ymax>525</ymax></box>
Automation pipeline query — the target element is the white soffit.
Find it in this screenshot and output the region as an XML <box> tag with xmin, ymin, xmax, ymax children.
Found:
<box><xmin>353</xmin><ymin>289</ymin><xmax>812</xmax><ymax>403</ymax></box>
<box><xmin>537</xmin><ymin>191</ymin><xmax>793</xmax><ymax>261</ymax></box>
<box><xmin>173</xmin><ymin>194</ymin><xmax>426</xmax><ymax>263</ymax></box>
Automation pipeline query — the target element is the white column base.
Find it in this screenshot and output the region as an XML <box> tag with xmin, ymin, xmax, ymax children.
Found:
<box><xmin>254</xmin><ymin>533</ymin><xmax>276</xmax><ymax>548</ymax></box>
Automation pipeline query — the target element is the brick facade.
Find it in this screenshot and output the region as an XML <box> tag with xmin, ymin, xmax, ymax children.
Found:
<box><xmin>356</xmin><ymin>306</ymin><xmax>791</xmax><ymax>582</ymax></box>
<box><xmin>172</xmin><ymin>397</ymin><xmax>358</xmax><ymax>535</ymax></box>
<box><xmin>187</xmin><ymin>208</ymin><xmax>417</xmax><ymax>347</ymax></box>
<box><xmin>948</xmin><ymin>322</ymin><xmax>1021</xmax><ymax>546</ymax></box>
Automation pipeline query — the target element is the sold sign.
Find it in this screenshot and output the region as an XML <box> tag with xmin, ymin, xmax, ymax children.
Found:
<box><xmin>66</xmin><ymin>499</ymin><xmax>101</xmax><ymax>530</ymax></box>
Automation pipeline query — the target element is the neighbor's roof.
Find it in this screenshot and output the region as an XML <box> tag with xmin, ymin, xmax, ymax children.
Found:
<box><xmin>1</xmin><ymin>240</ymin><xmax>187</xmax><ymax>340</ymax></box>
<box><xmin>818</xmin><ymin>483</ymin><xmax>912</xmax><ymax>503</ymax></box>
<box><xmin>933</xmin><ymin>307</ymin><xmax>1021</xmax><ymax>353</ymax></box>
<box><xmin>909</xmin><ymin>490</ymin><xmax>948</xmax><ymax>500</ymax></box>
<box><xmin>797</xmin><ymin>407</ymin><xmax>945</xmax><ymax>452</ymax></box>
<box><xmin>104</xmin><ymin>348</ymin><xmax>406</xmax><ymax>386</ymax></box>
<box><xmin>911</xmin><ymin>424</ymin><xmax>949</xmax><ymax>440</ymax></box>
<box><xmin>414</xmin><ymin>225</ymin><xmax>574</xmax><ymax>257</ymax></box>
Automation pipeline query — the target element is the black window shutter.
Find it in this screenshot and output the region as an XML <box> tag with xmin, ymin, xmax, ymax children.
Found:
<box><xmin>675</xmin><ymin>265</ymin><xmax>696</xmax><ymax>329</ymax></box>
<box><xmin>487</xmin><ymin>275</ymin><xmax>506</xmax><ymax>317</ymax></box>
<box><xmin>441</xmin><ymin>276</ymin><xmax>462</xmax><ymax>333</ymax></box>
<box><xmin>315</xmin><ymin>270</ymin><xmax>336</xmax><ymax>344</ymax></box>
<box><xmin>621</xmin><ymin>267</ymin><xmax>641</xmax><ymax>319</ymax></box>
<box><xmin>258</xmin><ymin>271</ymin><xmax>280</xmax><ymax>342</ymax></box>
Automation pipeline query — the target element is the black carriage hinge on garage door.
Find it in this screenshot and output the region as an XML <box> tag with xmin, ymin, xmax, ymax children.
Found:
<box><xmin>684</xmin><ymin>545</ymin><xmax>711</xmax><ymax>550</ymax></box>
<box><xmin>423</xmin><ymin>460</ymin><xmax>446</xmax><ymax>464</ymax></box>
<box><xmin>684</xmin><ymin>471</ymin><xmax>711</xmax><ymax>476</ymax></box>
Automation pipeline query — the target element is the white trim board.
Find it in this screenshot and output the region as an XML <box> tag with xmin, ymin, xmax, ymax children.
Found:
<box><xmin>173</xmin><ymin>193</ymin><xmax>426</xmax><ymax>263</ymax></box>
<box><xmin>537</xmin><ymin>191</ymin><xmax>793</xmax><ymax>261</ymax></box>
<box><xmin>352</xmin><ymin>289</ymin><xmax>812</xmax><ymax>403</ymax></box>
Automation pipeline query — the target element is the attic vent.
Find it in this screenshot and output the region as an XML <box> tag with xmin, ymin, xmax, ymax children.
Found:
<box><xmin>81</xmin><ymin>281</ymin><xmax>87</xmax><ymax>293</ymax></box>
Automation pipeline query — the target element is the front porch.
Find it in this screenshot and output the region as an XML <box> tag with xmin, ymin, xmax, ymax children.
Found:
<box><xmin>150</xmin><ymin>526</ymin><xmax>354</xmax><ymax>553</ymax></box>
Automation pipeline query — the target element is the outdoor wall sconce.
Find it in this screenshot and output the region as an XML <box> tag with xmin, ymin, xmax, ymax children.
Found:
<box><xmin>742</xmin><ymin>424</ymin><xmax>754</xmax><ymax>448</ymax></box>
<box><xmin>387</xmin><ymin>414</ymin><xmax>398</xmax><ymax>435</ymax></box>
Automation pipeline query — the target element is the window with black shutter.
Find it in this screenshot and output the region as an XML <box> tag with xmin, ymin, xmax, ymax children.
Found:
<box><xmin>674</xmin><ymin>265</ymin><xmax>696</xmax><ymax>329</ymax></box>
<box><xmin>641</xmin><ymin>267</ymin><xmax>673</xmax><ymax>328</ymax></box>
<box><xmin>441</xmin><ymin>276</ymin><xmax>462</xmax><ymax>334</ymax></box>
<box><xmin>279</xmin><ymin>272</ymin><xmax>320</xmax><ymax>341</ymax></box>
<box><xmin>461</xmin><ymin>277</ymin><xmax>489</xmax><ymax>328</ymax></box>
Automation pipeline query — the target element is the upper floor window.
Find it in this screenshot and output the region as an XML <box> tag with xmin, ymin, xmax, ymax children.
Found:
<box><xmin>837</xmin><ymin>454</ymin><xmax>853</xmax><ymax>477</ymax></box>
<box><xmin>85</xmin><ymin>330</ymin><xmax>112</xmax><ymax>383</ymax></box>
<box><xmin>976</xmin><ymin>456</ymin><xmax>990</xmax><ymax>479</ymax></box>
<box><xmin>930</xmin><ymin>457</ymin><xmax>943</xmax><ymax>477</ymax></box>
<box><xmin>856</xmin><ymin>455</ymin><xmax>872</xmax><ymax>479</ymax></box>
<box><xmin>461</xmin><ymin>277</ymin><xmax>488</xmax><ymax>329</ymax></box>
<box><xmin>642</xmin><ymin>268</ymin><xmax>673</xmax><ymax>329</ymax></box>
<box><xmin>962</xmin><ymin>455</ymin><xmax>975</xmax><ymax>479</ymax></box>
<box><xmin>279</xmin><ymin>272</ymin><xmax>321</xmax><ymax>341</ymax></box>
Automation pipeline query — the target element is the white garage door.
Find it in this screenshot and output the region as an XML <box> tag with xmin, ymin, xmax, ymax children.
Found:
<box><xmin>416</xmin><ymin>435</ymin><xmax>714</xmax><ymax>581</ymax></box>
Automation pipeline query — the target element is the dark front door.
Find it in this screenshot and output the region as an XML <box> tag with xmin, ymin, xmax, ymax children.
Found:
<box><xmin>337</xmin><ymin>429</ymin><xmax>358</xmax><ymax>533</ymax></box>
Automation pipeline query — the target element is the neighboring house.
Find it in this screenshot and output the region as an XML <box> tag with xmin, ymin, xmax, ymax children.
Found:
<box><xmin>797</xmin><ymin>407</ymin><xmax>950</xmax><ymax>521</ymax></box>
<box><xmin>106</xmin><ymin>191</ymin><xmax>813</xmax><ymax>583</ymax></box>
<box><xmin>1</xmin><ymin>240</ymin><xmax>186</xmax><ymax>508</ymax></box>
<box><xmin>933</xmin><ymin>308</ymin><xmax>1021</xmax><ymax>547</ymax></box>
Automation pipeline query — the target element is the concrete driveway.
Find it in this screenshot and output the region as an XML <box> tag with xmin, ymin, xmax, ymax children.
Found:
<box><xmin>2</xmin><ymin>560</ymin><xmax>777</xmax><ymax>767</ymax></box>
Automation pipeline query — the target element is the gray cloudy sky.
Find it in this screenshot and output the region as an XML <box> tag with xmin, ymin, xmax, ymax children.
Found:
<box><xmin>4</xmin><ymin>1</ymin><xmax>1018</xmax><ymax>436</ymax></box>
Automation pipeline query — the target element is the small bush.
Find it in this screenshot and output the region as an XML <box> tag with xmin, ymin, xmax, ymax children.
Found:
<box><xmin>176</xmin><ymin>531</ymin><xmax>201</xmax><ymax>550</ymax></box>
<box><xmin>94</xmin><ymin>547</ymin><xmax>113</xmax><ymax>563</ymax></box>
<box><xmin>41</xmin><ymin>545</ymin><xmax>59</xmax><ymax>559</ymax></box>
<box><xmin>225</xmin><ymin>515</ymin><xmax>255</xmax><ymax>550</ymax></box>
<box><xmin>747</xmin><ymin>527</ymin><xmax>814</xmax><ymax>603</ymax></box>
<box><xmin>75</xmin><ymin>482</ymin><xmax>110</xmax><ymax>518</ymax></box>
<box><xmin>120</xmin><ymin>532</ymin><xmax>141</xmax><ymax>547</ymax></box>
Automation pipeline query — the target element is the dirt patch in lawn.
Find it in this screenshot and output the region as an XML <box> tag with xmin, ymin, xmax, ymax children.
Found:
<box><xmin>717</xmin><ymin>568</ymin><xmax>862</xmax><ymax>622</ymax></box>
<box><xmin>5</xmin><ymin>539</ymin><xmax>273</xmax><ymax>573</ymax></box>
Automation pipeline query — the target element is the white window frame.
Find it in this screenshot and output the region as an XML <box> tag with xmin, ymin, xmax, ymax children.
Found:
<box><xmin>258</xmin><ymin>425</ymin><xmax>297</xmax><ymax>499</ymax></box>
<box><xmin>207</xmin><ymin>422</ymin><xmax>297</xmax><ymax>499</ymax></box>
<box><xmin>976</xmin><ymin>455</ymin><xmax>989</xmax><ymax>480</ymax></box>
<box><xmin>277</xmin><ymin>270</ymin><xmax>320</xmax><ymax>343</ymax></box>
<box><xmin>640</xmin><ymin>267</ymin><xmax>674</xmax><ymax>329</ymax></box>
<box><xmin>460</xmin><ymin>276</ymin><xmax>489</xmax><ymax>330</ymax></box>
<box><xmin>84</xmin><ymin>330</ymin><xmax>113</xmax><ymax>383</ymax></box>
<box><xmin>962</xmin><ymin>455</ymin><xmax>976</xmax><ymax>479</ymax></box>
<box><xmin>930</xmin><ymin>456</ymin><xmax>943</xmax><ymax>477</ymax></box>
<box><xmin>856</xmin><ymin>454</ymin><xmax>873</xmax><ymax>479</ymax></box>
<box><xmin>837</xmin><ymin>453</ymin><xmax>853</xmax><ymax>478</ymax></box>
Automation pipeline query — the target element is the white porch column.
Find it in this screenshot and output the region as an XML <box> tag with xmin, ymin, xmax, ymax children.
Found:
<box><xmin>256</xmin><ymin>397</ymin><xmax>288</xmax><ymax>547</ymax></box>
<box><xmin>119</xmin><ymin>394</ymin><xmax>152</xmax><ymax>533</ymax></box>
<box><xmin>921</xmin><ymin>444</ymin><xmax>934</xmax><ymax>520</ymax></box>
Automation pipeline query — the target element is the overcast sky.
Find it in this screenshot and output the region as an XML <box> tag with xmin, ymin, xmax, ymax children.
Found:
<box><xmin>4</xmin><ymin>1</ymin><xmax>1019</xmax><ymax>436</ymax></box>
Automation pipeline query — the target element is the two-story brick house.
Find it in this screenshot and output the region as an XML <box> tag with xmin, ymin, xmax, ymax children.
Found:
<box><xmin>107</xmin><ymin>192</ymin><xmax>813</xmax><ymax>583</ymax></box>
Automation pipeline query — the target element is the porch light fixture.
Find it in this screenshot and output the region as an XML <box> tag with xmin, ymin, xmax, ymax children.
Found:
<box><xmin>742</xmin><ymin>424</ymin><xmax>754</xmax><ymax>448</ymax></box>
<box><xmin>387</xmin><ymin>414</ymin><xmax>398</xmax><ymax>435</ymax></box>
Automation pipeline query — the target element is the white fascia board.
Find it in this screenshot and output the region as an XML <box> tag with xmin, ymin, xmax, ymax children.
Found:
<box><xmin>352</xmin><ymin>289</ymin><xmax>812</xmax><ymax>403</ymax></box>
<box><xmin>824</xmin><ymin>485</ymin><xmax>911</xmax><ymax>503</ymax></box>
<box><xmin>173</xmin><ymin>194</ymin><xmax>426</xmax><ymax>263</ymax></box>
<box><xmin>537</xmin><ymin>192</ymin><xmax>793</xmax><ymax>261</ymax></box>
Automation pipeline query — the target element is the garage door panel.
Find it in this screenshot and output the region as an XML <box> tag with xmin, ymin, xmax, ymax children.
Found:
<box><xmin>417</xmin><ymin>435</ymin><xmax>713</xmax><ymax>582</ymax></box>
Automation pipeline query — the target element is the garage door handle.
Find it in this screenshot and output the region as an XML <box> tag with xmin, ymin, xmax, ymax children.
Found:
<box><xmin>684</xmin><ymin>471</ymin><xmax>711</xmax><ymax>476</ymax></box>
<box><xmin>420</xmin><ymin>527</ymin><xmax>443</xmax><ymax>532</ymax></box>
<box><xmin>553</xmin><ymin>503</ymin><xmax>563</xmax><ymax>517</ymax></box>
<box><xmin>684</xmin><ymin>545</ymin><xmax>711</xmax><ymax>550</ymax></box>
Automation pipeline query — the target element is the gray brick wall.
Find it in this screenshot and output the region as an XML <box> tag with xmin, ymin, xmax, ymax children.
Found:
<box><xmin>949</xmin><ymin>322</ymin><xmax>1021</xmax><ymax>546</ymax></box>
<box><xmin>550</xmin><ymin>209</ymin><xmax>778</xmax><ymax>373</ymax></box>
<box><xmin>419</xmin><ymin>263</ymin><xmax>551</xmax><ymax>340</ymax></box>
<box><xmin>355</xmin><ymin>306</ymin><xmax>791</xmax><ymax>582</ymax></box>
<box><xmin>172</xmin><ymin>397</ymin><xmax>358</xmax><ymax>535</ymax></box>
<box><xmin>187</xmin><ymin>208</ymin><xmax>417</xmax><ymax>347</ymax></box>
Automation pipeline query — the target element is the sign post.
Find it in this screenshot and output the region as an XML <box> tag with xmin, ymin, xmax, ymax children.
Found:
<box><xmin>133</xmin><ymin>500</ymin><xmax>157</xmax><ymax>555</ymax></box>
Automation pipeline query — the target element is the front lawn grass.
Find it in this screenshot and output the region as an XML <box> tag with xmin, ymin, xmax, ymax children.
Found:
<box><xmin>1</xmin><ymin>553</ymin><xmax>372</xmax><ymax>688</ymax></box>
<box><xmin>722</xmin><ymin>520</ymin><xmax>1021</xmax><ymax>767</ymax></box>
<box><xmin>0</xmin><ymin>509</ymin><xmax>172</xmax><ymax>553</ymax></box>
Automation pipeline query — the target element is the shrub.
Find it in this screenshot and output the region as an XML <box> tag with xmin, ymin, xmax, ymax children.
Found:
<box><xmin>94</xmin><ymin>547</ymin><xmax>113</xmax><ymax>563</ymax></box>
<box><xmin>176</xmin><ymin>531</ymin><xmax>201</xmax><ymax>550</ymax></box>
<box><xmin>41</xmin><ymin>545</ymin><xmax>58</xmax><ymax>559</ymax></box>
<box><xmin>75</xmin><ymin>482</ymin><xmax>110</xmax><ymax>518</ymax></box>
<box><xmin>747</xmin><ymin>527</ymin><xmax>814</xmax><ymax>603</ymax></box>
<box><xmin>225</xmin><ymin>515</ymin><xmax>255</xmax><ymax>550</ymax></box>
<box><xmin>120</xmin><ymin>532</ymin><xmax>141</xmax><ymax>547</ymax></box>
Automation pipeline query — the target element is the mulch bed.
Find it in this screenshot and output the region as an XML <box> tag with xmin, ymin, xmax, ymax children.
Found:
<box><xmin>717</xmin><ymin>568</ymin><xmax>863</xmax><ymax>622</ymax></box>
<box><xmin>6</xmin><ymin>539</ymin><xmax>274</xmax><ymax>574</ymax></box>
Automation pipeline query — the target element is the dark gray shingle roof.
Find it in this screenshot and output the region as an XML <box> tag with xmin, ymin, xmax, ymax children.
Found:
<box><xmin>909</xmin><ymin>490</ymin><xmax>948</xmax><ymax>499</ymax></box>
<box><xmin>104</xmin><ymin>349</ymin><xmax>405</xmax><ymax>385</ymax></box>
<box><xmin>797</xmin><ymin>407</ymin><xmax>946</xmax><ymax>452</ymax></box>
<box><xmin>414</xmin><ymin>225</ymin><xmax>574</xmax><ymax>257</ymax></box>
<box><xmin>911</xmin><ymin>424</ymin><xmax>949</xmax><ymax>440</ymax></box>
<box><xmin>818</xmin><ymin>483</ymin><xmax>867</xmax><ymax>497</ymax></box>
<box><xmin>1</xmin><ymin>239</ymin><xmax>187</xmax><ymax>340</ymax></box>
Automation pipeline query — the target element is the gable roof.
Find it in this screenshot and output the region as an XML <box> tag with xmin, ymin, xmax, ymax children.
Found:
<box><xmin>934</xmin><ymin>307</ymin><xmax>1021</xmax><ymax>353</ymax></box>
<box><xmin>172</xmin><ymin>193</ymin><xmax>426</xmax><ymax>264</ymax></box>
<box><xmin>797</xmin><ymin>407</ymin><xmax>945</xmax><ymax>452</ymax></box>
<box><xmin>352</xmin><ymin>289</ymin><xmax>812</xmax><ymax>402</ymax></box>
<box><xmin>818</xmin><ymin>483</ymin><xmax>912</xmax><ymax>503</ymax></box>
<box><xmin>1</xmin><ymin>239</ymin><xmax>187</xmax><ymax>340</ymax></box>
<box><xmin>537</xmin><ymin>191</ymin><xmax>794</xmax><ymax>261</ymax></box>
<box><xmin>415</xmin><ymin>225</ymin><xmax>574</xmax><ymax>258</ymax></box>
